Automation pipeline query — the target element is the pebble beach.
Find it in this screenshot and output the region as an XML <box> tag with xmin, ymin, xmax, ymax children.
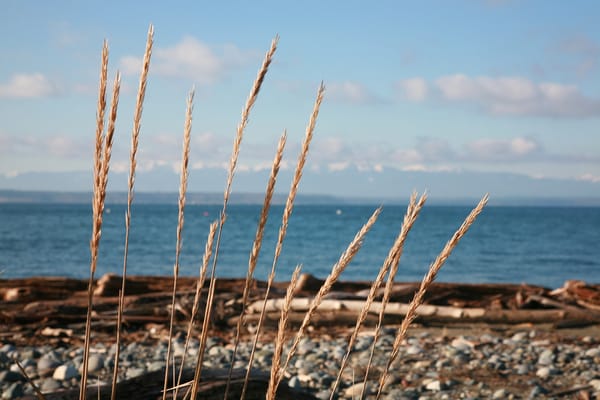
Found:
<box><xmin>2</xmin><ymin>327</ymin><xmax>600</xmax><ymax>399</ymax></box>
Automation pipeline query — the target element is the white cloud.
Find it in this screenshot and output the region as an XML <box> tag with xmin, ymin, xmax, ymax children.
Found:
<box><xmin>577</xmin><ymin>173</ymin><xmax>600</xmax><ymax>183</ymax></box>
<box><xmin>438</xmin><ymin>74</ymin><xmax>600</xmax><ymax>117</ymax></box>
<box><xmin>401</xmin><ymin>164</ymin><xmax>427</xmax><ymax>172</ymax></box>
<box><xmin>398</xmin><ymin>78</ymin><xmax>428</xmax><ymax>102</ymax></box>
<box><xmin>120</xmin><ymin>37</ymin><xmax>258</xmax><ymax>85</ymax></box>
<box><xmin>0</xmin><ymin>73</ymin><xmax>60</xmax><ymax>98</ymax></box>
<box><xmin>327</xmin><ymin>81</ymin><xmax>380</xmax><ymax>105</ymax></box>
<box><xmin>400</xmin><ymin>74</ymin><xmax>600</xmax><ymax>117</ymax></box>
<box><xmin>466</xmin><ymin>137</ymin><xmax>540</xmax><ymax>160</ymax></box>
<box><xmin>0</xmin><ymin>132</ymin><xmax>89</xmax><ymax>169</ymax></box>
<box><xmin>328</xmin><ymin>161</ymin><xmax>350</xmax><ymax>172</ymax></box>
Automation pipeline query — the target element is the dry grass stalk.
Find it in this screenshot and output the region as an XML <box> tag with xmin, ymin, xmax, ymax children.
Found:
<box><xmin>189</xmin><ymin>274</ymin><xmax>217</xmax><ymax>398</ymax></box>
<box><xmin>162</xmin><ymin>89</ymin><xmax>194</xmax><ymax>400</ymax></box>
<box><xmin>207</xmin><ymin>35</ymin><xmax>278</xmax><ymax>298</ymax></box>
<box><xmin>359</xmin><ymin>192</ymin><xmax>427</xmax><ymax>399</ymax></box>
<box><xmin>223</xmin><ymin>35</ymin><xmax>278</xmax><ymax>207</ymax></box>
<box><xmin>111</xmin><ymin>25</ymin><xmax>153</xmax><ymax>400</ymax></box>
<box><xmin>14</xmin><ymin>358</ymin><xmax>45</xmax><ymax>400</ymax></box>
<box><xmin>375</xmin><ymin>194</ymin><xmax>489</xmax><ymax>400</ymax></box>
<box><xmin>80</xmin><ymin>41</ymin><xmax>108</xmax><ymax>400</ymax></box>
<box><xmin>267</xmin><ymin>264</ymin><xmax>302</xmax><ymax>400</ymax></box>
<box><xmin>272</xmin><ymin>206</ymin><xmax>382</xmax><ymax>393</ymax></box>
<box><xmin>178</xmin><ymin>37</ymin><xmax>278</xmax><ymax>399</ymax></box>
<box><xmin>173</xmin><ymin>220</ymin><xmax>217</xmax><ymax>398</ymax></box>
<box><xmin>80</xmin><ymin>69</ymin><xmax>120</xmax><ymax>400</ymax></box>
<box><xmin>224</xmin><ymin>130</ymin><xmax>287</xmax><ymax>397</ymax></box>
<box><xmin>241</xmin><ymin>83</ymin><xmax>325</xmax><ymax>400</ymax></box>
<box><xmin>330</xmin><ymin>192</ymin><xmax>426</xmax><ymax>398</ymax></box>
<box><xmin>92</xmin><ymin>41</ymin><xmax>109</xmax><ymax>209</ymax></box>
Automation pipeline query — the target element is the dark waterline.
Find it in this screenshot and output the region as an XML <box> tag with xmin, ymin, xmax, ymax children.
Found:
<box><xmin>0</xmin><ymin>203</ymin><xmax>599</xmax><ymax>288</ymax></box>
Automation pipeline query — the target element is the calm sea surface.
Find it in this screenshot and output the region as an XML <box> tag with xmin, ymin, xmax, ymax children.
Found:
<box><xmin>0</xmin><ymin>203</ymin><xmax>598</xmax><ymax>288</ymax></box>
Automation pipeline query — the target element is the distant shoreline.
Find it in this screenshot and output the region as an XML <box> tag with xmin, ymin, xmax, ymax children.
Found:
<box><xmin>1</xmin><ymin>189</ymin><xmax>599</xmax><ymax>207</ymax></box>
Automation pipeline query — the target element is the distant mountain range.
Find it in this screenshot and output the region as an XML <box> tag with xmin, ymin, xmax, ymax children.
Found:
<box><xmin>1</xmin><ymin>167</ymin><xmax>598</xmax><ymax>206</ymax></box>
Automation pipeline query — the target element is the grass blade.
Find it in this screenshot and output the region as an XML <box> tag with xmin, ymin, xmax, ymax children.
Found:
<box><xmin>111</xmin><ymin>24</ymin><xmax>153</xmax><ymax>400</ymax></box>
<box><xmin>162</xmin><ymin>88</ymin><xmax>194</xmax><ymax>400</ymax></box>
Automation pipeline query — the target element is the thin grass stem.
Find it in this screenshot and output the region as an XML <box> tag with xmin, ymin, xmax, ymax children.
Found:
<box><xmin>111</xmin><ymin>25</ymin><xmax>153</xmax><ymax>400</ymax></box>
<box><xmin>80</xmin><ymin>69</ymin><xmax>120</xmax><ymax>400</ymax></box>
<box><xmin>224</xmin><ymin>130</ymin><xmax>286</xmax><ymax>397</ymax></box>
<box><xmin>174</xmin><ymin>220</ymin><xmax>217</xmax><ymax>399</ymax></box>
<box><xmin>266</xmin><ymin>265</ymin><xmax>302</xmax><ymax>400</ymax></box>
<box><xmin>162</xmin><ymin>89</ymin><xmax>194</xmax><ymax>400</ymax></box>
<box><xmin>189</xmin><ymin>36</ymin><xmax>278</xmax><ymax>399</ymax></box>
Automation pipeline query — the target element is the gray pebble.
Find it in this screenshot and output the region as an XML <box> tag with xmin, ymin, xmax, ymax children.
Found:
<box><xmin>406</xmin><ymin>345</ymin><xmax>423</xmax><ymax>355</ymax></box>
<box><xmin>40</xmin><ymin>377</ymin><xmax>61</xmax><ymax>392</ymax></box>
<box><xmin>288</xmin><ymin>376</ymin><xmax>302</xmax><ymax>389</ymax></box>
<box><xmin>87</xmin><ymin>354</ymin><xmax>105</xmax><ymax>373</ymax></box>
<box><xmin>585</xmin><ymin>347</ymin><xmax>600</xmax><ymax>358</ymax></box>
<box><xmin>537</xmin><ymin>349</ymin><xmax>555</xmax><ymax>365</ymax></box>
<box><xmin>53</xmin><ymin>364</ymin><xmax>79</xmax><ymax>381</ymax></box>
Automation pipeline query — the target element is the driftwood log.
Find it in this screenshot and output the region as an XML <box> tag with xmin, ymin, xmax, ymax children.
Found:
<box><xmin>2</xmin><ymin>273</ymin><xmax>600</xmax><ymax>348</ymax></box>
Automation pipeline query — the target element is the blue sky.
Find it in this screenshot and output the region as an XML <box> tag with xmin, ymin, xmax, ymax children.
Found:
<box><xmin>1</xmin><ymin>0</ymin><xmax>599</xmax><ymax>196</ymax></box>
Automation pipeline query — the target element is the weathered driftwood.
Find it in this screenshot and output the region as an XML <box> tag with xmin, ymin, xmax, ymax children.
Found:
<box><xmin>3</xmin><ymin>274</ymin><xmax>600</xmax><ymax>346</ymax></box>
<box><xmin>36</xmin><ymin>367</ymin><xmax>316</xmax><ymax>400</ymax></box>
<box><xmin>246</xmin><ymin>298</ymin><xmax>600</xmax><ymax>326</ymax></box>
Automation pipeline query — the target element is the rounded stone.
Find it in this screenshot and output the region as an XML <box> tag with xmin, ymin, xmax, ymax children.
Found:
<box><xmin>538</xmin><ymin>349</ymin><xmax>555</xmax><ymax>365</ymax></box>
<box><xmin>450</xmin><ymin>337</ymin><xmax>473</xmax><ymax>352</ymax></box>
<box><xmin>515</xmin><ymin>364</ymin><xmax>530</xmax><ymax>375</ymax></box>
<box><xmin>424</xmin><ymin>379</ymin><xmax>442</xmax><ymax>391</ymax></box>
<box><xmin>53</xmin><ymin>364</ymin><xmax>79</xmax><ymax>381</ymax></box>
<box><xmin>536</xmin><ymin>367</ymin><xmax>551</xmax><ymax>379</ymax></box>
<box><xmin>406</xmin><ymin>345</ymin><xmax>423</xmax><ymax>355</ymax></box>
<box><xmin>297</xmin><ymin>339</ymin><xmax>316</xmax><ymax>355</ymax></box>
<box><xmin>287</xmin><ymin>376</ymin><xmax>302</xmax><ymax>389</ymax></box>
<box><xmin>585</xmin><ymin>348</ymin><xmax>600</xmax><ymax>358</ymax></box>
<box><xmin>87</xmin><ymin>354</ymin><xmax>105</xmax><ymax>373</ymax></box>
<box><xmin>37</xmin><ymin>357</ymin><xmax>60</xmax><ymax>373</ymax></box>
<box><xmin>40</xmin><ymin>378</ymin><xmax>61</xmax><ymax>392</ymax></box>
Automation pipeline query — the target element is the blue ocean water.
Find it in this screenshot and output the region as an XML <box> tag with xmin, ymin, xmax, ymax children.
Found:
<box><xmin>0</xmin><ymin>203</ymin><xmax>598</xmax><ymax>288</ymax></box>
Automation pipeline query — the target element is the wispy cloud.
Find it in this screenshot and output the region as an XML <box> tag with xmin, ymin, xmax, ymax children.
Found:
<box><xmin>2</xmin><ymin>130</ymin><xmax>596</xmax><ymax>182</ymax></box>
<box><xmin>397</xmin><ymin>78</ymin><xmax>428</xmax><ymax>102</ymax></box>
<box><xmin>466</xmin><ymin>137</ymin><xmax>541</xmax><ymax>161</ymax></box>
<box><xmin>553</xmin><ymin>34</ymin><xmax>600</xmax><ymax>78</ymax></box>
<box><xmin>120</xmin><ymin>36</ymin><xmax>259</xmax><ymax>85</ymax></box>
<box><xmin>398</xmin><ymin>74</ymin><xmax>600</xmax><ymax>117</ymax></box>
<box><xmin>577</xmin><ymin>173</ymin><xmax>600</xmax><ymax>183</ymax></box>
<box><xmin>327</xmin><ymin>81</ymin><xmax>381</xmax><ymax>105</ymax></box>
<box><xmin>0</xmin><ymin>133</ymin><xmax>88</xmax><ymax>157</ymax></box>
<box><xmin>0</xmin><ymin>73</ymin><xmax>61</xmax><ymax>98</ymax></box>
